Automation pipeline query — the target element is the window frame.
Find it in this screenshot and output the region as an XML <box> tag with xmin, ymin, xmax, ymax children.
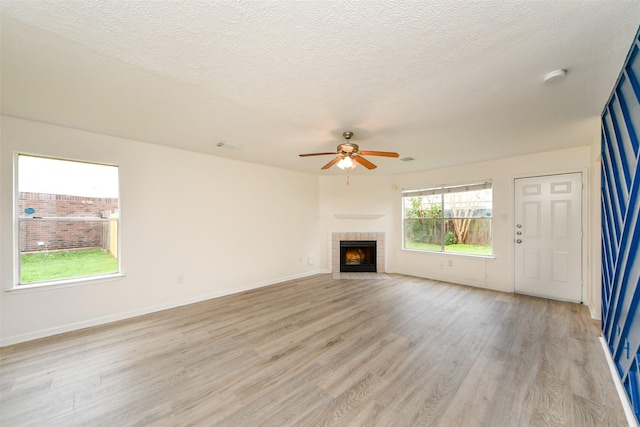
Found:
<box><xmin>402</xmin><ymin>180</ymin><xmax>493</xmax><ymax>256</ymax></box>
<box><xmin>13</xmin><ymin>153</ymin><xmax>122</xmax><ymax>289</ymax></box>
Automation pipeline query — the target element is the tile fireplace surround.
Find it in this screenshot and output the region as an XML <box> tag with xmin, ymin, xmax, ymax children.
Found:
<box><xmin>332</xmin><ymin>232</ymin><xmax>385</xmax><ymax>279</ymax></box>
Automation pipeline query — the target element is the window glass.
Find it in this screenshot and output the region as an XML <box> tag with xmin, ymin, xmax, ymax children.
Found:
<box><xmin>403</xmin><ymin>182</ymin><xmax>492</xmax><ymax>255</ymax></box>
<box><xmin>17</xmin><ymin>155</ymin><xmax>120</xmax><ymax>285</ymax></box>
<box><xmin>403</xmin><ymin>194</ymin><xmax>443</xmax><ymax>251</ymax></box>
<box><xmin>443</xmin><ymin>188</ymin><xmax>492</xmax><ymax>254</ymax></box>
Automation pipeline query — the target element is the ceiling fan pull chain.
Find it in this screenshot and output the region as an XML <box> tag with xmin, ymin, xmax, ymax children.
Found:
<box><xmin>346</xmin><ymin>168</ymin><xmax>350</xmax><ymax>185</ymax></box>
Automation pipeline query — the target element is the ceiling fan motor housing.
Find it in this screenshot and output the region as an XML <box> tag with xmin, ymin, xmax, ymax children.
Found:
<box><xmin>337</xmin><ymin>143</ymin><xmax>358</xmax><ymax>155</ymax></box>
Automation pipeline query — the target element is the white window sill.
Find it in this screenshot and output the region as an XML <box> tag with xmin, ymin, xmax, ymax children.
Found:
<box><xmin>6</xmin><ymin>273</ymin><xmax>125</xmax><ymax>293</ymax></box>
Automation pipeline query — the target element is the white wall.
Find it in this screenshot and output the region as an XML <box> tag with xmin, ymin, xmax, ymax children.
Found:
<box><xmin>0</xmin><ymin>116</ymin><xmax>321</xmax><ymax>345</ymax></box>
<box><xmin>394</xmin><ymin>146</ymin><xmax>593</xmax><ymax>294</ymax></box>
<box><xmin>589</xmin><ymin>127</ymin><xmax>603</xmax><ymax>319</ymax></box>
<box><xmin>318</xmin><ymin>144</ymin><xmax>601</xmax><ymax>313</ymax></box>
<box><xmin>317</xmin><ymin>174</ymin><xmax>399</xmax><ymax>273</ymax></box>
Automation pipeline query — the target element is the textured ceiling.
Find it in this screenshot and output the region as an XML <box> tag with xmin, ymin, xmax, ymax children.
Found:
<box><xmin>1</xmin><ymin>1</ymin><xmax>639</xmax><ymax>175</ymax></box>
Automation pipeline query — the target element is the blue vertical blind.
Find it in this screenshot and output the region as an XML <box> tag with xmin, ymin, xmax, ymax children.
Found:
<box><xmin>602</xmin><ymin>28</ymin><xmax>640</xmax><ymax>422</ymax></box>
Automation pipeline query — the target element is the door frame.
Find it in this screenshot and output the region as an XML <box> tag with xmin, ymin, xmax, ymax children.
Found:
<box><xmin>511</xmin><ymin>168</ymin><xmax>589</xmax><ymax>304</ymax></box>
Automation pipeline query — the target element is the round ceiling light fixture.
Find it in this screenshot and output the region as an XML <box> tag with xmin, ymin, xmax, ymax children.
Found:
<box><xmin>543</xmin><ymin>69</ymin><xmax>567</xmax><ymax>84</ymax></box>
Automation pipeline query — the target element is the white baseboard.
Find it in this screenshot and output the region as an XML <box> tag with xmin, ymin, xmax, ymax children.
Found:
<box><xmin>395</xmin><ymin>269</ymin><xmax>511</xmax><ymax>293</ymax></box>
<box><xmin>599</xmin><ymin>336</ymin><xmax>638</xmax><ymax>427</ymax></box>
<box><xmin>0</xmin><ymin>270</ymin><xmax>325</xmax><ymax>347</ymax></box>
<box><xmin>589</xmin><ymin>303</ymin><xmax>602</xmax><ymax>321</ymax></box>
<box><xmin>396</xmin><ymin>269</ymin><xmax>484</xmax><ymax>287</ymax></box>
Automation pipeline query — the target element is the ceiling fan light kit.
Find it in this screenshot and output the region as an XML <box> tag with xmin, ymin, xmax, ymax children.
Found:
<box><xmin>299</xmin><ymin>131</ymin><xmax>399</xmax><ymax>183</ymax></box>
<box><xmin>336</xmin><ymin>156</ymin><xmax>355</xmax><ymax>169</ymax></box>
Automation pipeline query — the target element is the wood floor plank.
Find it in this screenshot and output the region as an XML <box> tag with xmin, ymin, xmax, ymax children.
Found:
<box><xmin>438</xmin><ymin>354</ymin><xmax>506</xmax><ymax>427</ymax></box>
<box><xmin>317</xmin><ymin>332</ymin><xmax>405</xmax><ymax>397</ymax></box>
<box><xmin>395</xmin><ymin>296</ymin><xmax>508</xmax><ymax>425</ymax></box>
<box><xmin>0</xmin><ymin>273</ymin><xmax>629</xmax><ymax>426</ymax></box>
<box><xmin>527</xmin><ymin>300</ymin><xmax>575</xmax><ymax>426</ymax></box>
<box><xmin>569</xmin><ymin>337</ymin><xmax>628</xmax><ymax>426</ymax></box>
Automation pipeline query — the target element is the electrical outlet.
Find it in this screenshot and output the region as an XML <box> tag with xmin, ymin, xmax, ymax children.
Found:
<box><xmin>447</xmin><ymin>260</ymin><xmax>453</xmax><ymax>267</ymax></box>
<box><xmin>308</xmin><ymin>255</ymin><xmax>315</xmax><ymax>266</ymax></box>
<box><xmin>177</xmin><ymin>274</ymin><xmax>184</xmax><ymax>284</ymax></box>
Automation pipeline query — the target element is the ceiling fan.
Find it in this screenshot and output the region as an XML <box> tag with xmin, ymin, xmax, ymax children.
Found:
<box><xmin>299</xmin><ymin>131</ymin><xmax>399</xmax><ymax>170</ymax></box>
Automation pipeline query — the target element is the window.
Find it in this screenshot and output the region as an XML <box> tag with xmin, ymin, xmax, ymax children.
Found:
<box><xmin>16</xmin><ymin>155</ymin><xmax>120</xmax><ymax>286</ymax></box>
<box><xmin>403</xmin><ymin>181</ymin><xmax>492</xmax><ymax>255</ymax></box>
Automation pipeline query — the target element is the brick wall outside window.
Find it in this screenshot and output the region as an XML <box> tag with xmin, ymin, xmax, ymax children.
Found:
<box><xmin>19</xmin><ymin>192</ymin><xmax>118</xmax><ymax>252</ymax></box>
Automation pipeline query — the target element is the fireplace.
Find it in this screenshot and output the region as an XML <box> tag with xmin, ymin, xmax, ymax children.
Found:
<box><xmin>331</xmin><ymin>232</ymin><xmax>385</xmax><ymax>278</ymax></box>
<box><xmin>340</xmin><ymin>240</ymin><xmax>377</xmax><ymax>272</ymax></box>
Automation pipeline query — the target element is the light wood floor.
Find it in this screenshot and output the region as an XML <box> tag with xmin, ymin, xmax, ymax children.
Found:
<box><xmin>0</xmin><ymin>274</ymin><xmax>628</xmax><ymax>426</ymax></box>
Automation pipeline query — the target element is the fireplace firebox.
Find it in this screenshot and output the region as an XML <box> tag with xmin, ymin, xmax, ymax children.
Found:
<box><xmin>340</xmin><ymin>240</ymin><xmax>377</xmax><ymax>272</ymax></box>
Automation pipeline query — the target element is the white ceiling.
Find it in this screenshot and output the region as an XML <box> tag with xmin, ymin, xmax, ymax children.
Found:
<box><xmin>1</xmin><ymin>1</ymin><xmax>639</xmax><ymax>175</ymax></box>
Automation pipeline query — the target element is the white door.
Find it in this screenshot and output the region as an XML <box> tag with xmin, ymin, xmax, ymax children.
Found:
<box><xmin>514</xmin><ymin>173</ymin><xmax>583</xmax><ymax>302</ymax></box>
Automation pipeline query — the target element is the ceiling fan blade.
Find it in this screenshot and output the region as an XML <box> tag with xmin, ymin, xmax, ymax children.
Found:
<box><xmin>358</xmin><ymin>150</ymin><xmax>399</xmax><ymax>158</ymax></box>
<box><xmin>353</xmin><ymin>156</ymin><xmax>377</xmax><ymax>170</ymax></box>
<box><xmin>321</xmin><ymin>156</ymin><xmax>342</xmax><ymax>170</ymax></box>
<box><xmin>299</xmin><ymin>152</ymin><xmax>338</xmax><ymax>157</ymax></box>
